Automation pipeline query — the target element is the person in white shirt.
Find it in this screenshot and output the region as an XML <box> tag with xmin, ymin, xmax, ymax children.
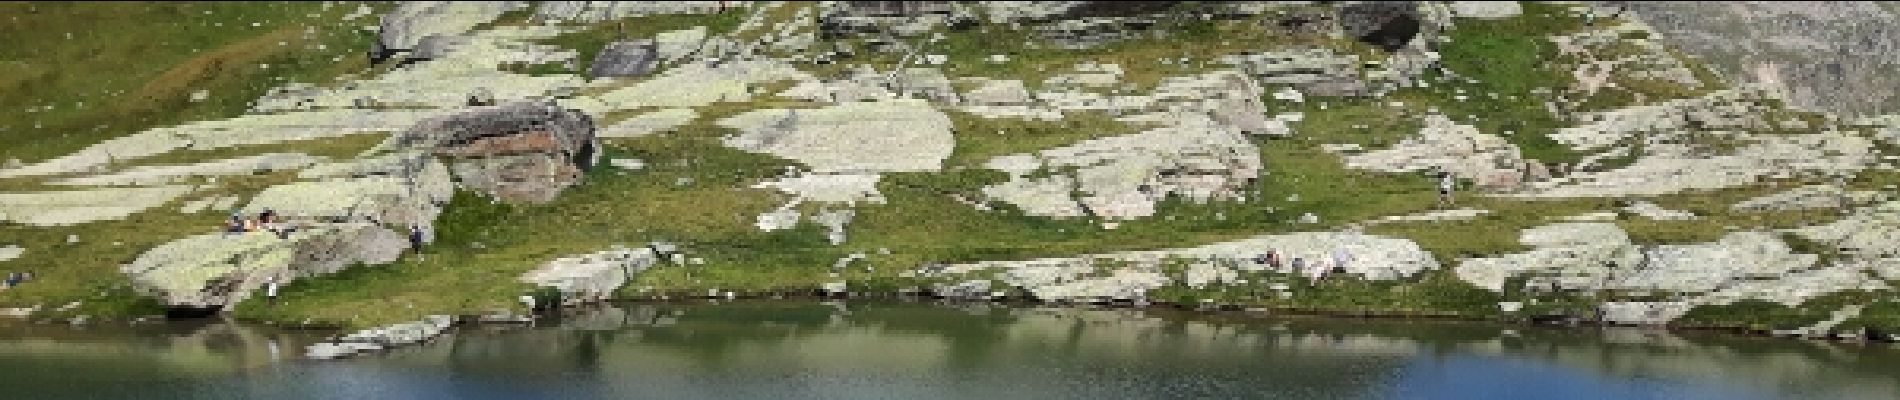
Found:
<box><xmin>265</xmin><ymin>277</ymin><xmax>281</xmax><ymax>307</ymax></box>
<box><xmin>1438</xmin><ymin>171</ymin><xmax>1456</xmax><ymax>207</ymax></box>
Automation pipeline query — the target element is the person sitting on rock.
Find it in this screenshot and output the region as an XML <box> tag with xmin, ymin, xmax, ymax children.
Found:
<box><xmin>227</xmin><ymin>213</ymin><xmax>246</xmax><ymax>235</ymax></box>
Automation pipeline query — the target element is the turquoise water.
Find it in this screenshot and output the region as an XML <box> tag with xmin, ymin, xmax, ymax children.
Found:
<box><xmin>3</xmin><ymin>301</ymin><xmax>1898</xmax><ymax>399</ymax></box>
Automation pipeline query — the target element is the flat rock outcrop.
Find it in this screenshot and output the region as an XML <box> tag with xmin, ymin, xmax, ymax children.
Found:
<box><xmin>918</xmin><ymin>231</ymin><xmax>1439</xmax><ymax>302</ymax></box>
<box><xmin>980</xmin><ymin>114</ymin><xmax>1261</xmax><ymax>221</ymax></box>
<box><xmin>1457</xmin><ymin>222</ymin><xmax>1889</xmax><ymax>325</ymax></box>
<box><xmin>377</xmin><ymin>1</ymin><xmax>527</xmax><ymax>60</ymax></box>
<box><xmin>48</xmin><ymin>153</ymin><xmax>324</xmax><ymax>187</ymax></box>
<box><xmin>519</xmin><ymin>247</ymin><xmax>661</xmax><ymax>302</ymax></box>
<box><xmin>717</xmin><ymin>100</ymin><xmax>954</xmax><ymax>173</ymax></box>
<box><xmin>0</xmin><ymin>186</ymin><xmax>195</xmax><ymax>226</ymax></box>
<box><xmin>1342</xmin><ymin>114</ymin><xmax>1527</xmax><ymax>189</ymax></box>
<box><xmin>122</xmin><ymin>224</ymin><xmax>407</xmax><ymax>309</ymax></box>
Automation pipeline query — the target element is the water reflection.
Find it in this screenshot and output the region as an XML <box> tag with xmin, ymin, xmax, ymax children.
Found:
<box><xmin>2</xmin><ymin>302</ymin><xmax>1898</xmax><ymax>399</ymax></box>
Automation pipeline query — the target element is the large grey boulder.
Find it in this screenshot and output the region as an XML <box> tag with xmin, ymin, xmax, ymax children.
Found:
<box><xmin>1338</xmin><ymin>1</ymin><xmax>1423</xmax><ymax>52</ymax></box>
<box><xmin>390</xmin><ymin>101</ymin><xmax>600</xmax><ymax>204</ymax></box>
<box><xmin>588</xmin><ymin>40</ymin><xmax>658</xmax><ymax>78</ymax></box>
<box><xmin>979</xmin><ymin>113</ymin><xmax>1261</xmax><ymax>221</ymax></box>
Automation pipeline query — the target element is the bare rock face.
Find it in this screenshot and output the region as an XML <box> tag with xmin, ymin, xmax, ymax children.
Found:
<box><xmin>1602</xmin><ymin>1</ymin><xmax>1900</xmax><ymax>117</ymax></box>
<box><xmin>393</xmin><ymin>102</ymin><xmax>600</xmax><ymax>204</ymax></box>
<box><xmin>1338</xmin><ymin>1</ymin><xmax>1422</xmax><ymax>52</ymax></box>
<box><xmin>376</xmin><ymin>1</ymin><xmax>527</xmax><ymax>62</ymax></box>
<box><xmin>534</xmin><ymin>1</ymin><xmax>727</xmax><ymax>23</ymax></box>
<box><xmin>819</xmin><ymin>1</ymin><xmax>970</xmax><ymax>39</ymax></box>
<box><xmin>588</xmin><ymin>40</ymin><xmax>658</xmax><ymax>78</ymax></box>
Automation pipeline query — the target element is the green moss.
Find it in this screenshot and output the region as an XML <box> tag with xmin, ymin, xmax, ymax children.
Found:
<box><xmin>1838</xmin><ymin>298</ymin><xmax>1900</xmax><ymax>333</ymax></box>
<box><xmin>1427</xmin><ymin>2</ymin><xmax>1592</xmax><ymax>164</ymax></box>
<box><xmin>1679</xmin><ymin>291</ymin><xmax>1886</xmax><ymax>331</ymax></box>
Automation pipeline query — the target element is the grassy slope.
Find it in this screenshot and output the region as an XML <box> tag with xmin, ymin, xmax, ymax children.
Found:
<box><xmin>13</xmin><ymin>2</ymin><xmax>1900</xmax><ymax>331</ymax></box>
<box><xmin>0</xmin><ymin>1</ymin><xmax>384</xmax><ymax>319</ymax></box>
<box><xmin>0</xmin><ymin>2</ymin><xmax>384</xmax><ymax>164</ymax></box>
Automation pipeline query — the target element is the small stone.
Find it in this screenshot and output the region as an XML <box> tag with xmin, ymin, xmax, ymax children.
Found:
<box><xmin>610</xmin><ymin>158</ymin><xmax>646</xmax><ymax>170</ymax></box>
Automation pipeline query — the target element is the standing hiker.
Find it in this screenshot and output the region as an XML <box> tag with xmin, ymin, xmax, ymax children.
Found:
<box><xmin>408</xmin><ymin>225</ymin><xmax>428</xmax><ymax>260</ymax></box>
<box><xmin>1438</xmin><ymin>171</ymin><xmax>1456</xmax><ymax>207</ymax></box>
<box><xmin>265</xmin><ymin>277</ymin><xmax>281</xmax><ymax>307</ymax></box>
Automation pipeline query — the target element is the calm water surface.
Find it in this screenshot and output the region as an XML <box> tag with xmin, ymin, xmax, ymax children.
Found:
<box><xmin>3</xmin><ymin>301</ymin><xmax>1898</xmax><ymax>399</ymax></box>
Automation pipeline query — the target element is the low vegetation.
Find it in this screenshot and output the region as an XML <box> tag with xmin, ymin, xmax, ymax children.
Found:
<box><xmin>4</xmin><ymin>2</ymin><xmax>1895</xmax><ymax>336</ymax></box>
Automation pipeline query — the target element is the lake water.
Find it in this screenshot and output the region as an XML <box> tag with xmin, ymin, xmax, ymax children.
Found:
<box><xmin>3</xmin><ymin>301</ymin><xmax>1898</xmax><ymax>399</ymax></box>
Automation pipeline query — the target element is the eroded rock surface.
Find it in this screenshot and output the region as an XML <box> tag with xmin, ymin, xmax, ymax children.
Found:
<box><xmin>390</xmin><ymin>101</ymin><xmax>600</xmax><ymax>204</ymax></box>
<box><xmin>919</xmin><ymin>231</ymin><xmax>1439</xmax><ymax>302</ymax></box>
<box><xmin>123</xmin><ymin>224</ymin><xmax>407</xmax><ymax>309</ymax></box>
